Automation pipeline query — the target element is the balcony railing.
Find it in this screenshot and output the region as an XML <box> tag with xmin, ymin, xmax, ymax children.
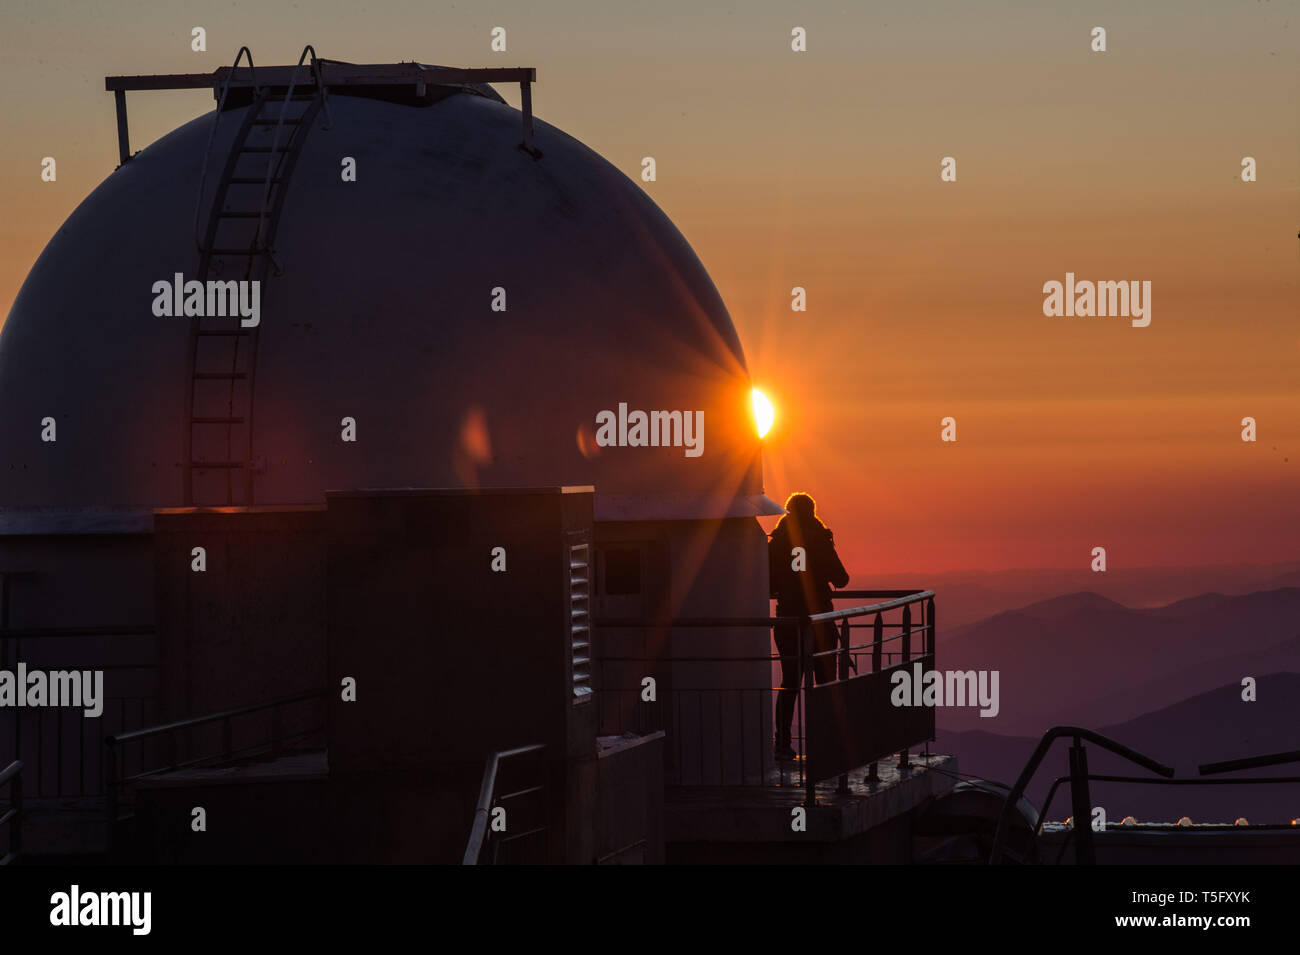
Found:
<box><xmin>463</xmin><ymin>744</ymin><xmax>549</xmax><ymax>865</ymax></box>
<box><xmin>0</xmin><ymin>624</ymin><xmax>156</xmax><ymax>799</ymax></box>
<box><xmin>103</xmin><ymin>688</ymin><xmax>327</xmax><ymax>857</ymax></box>
<box><xmin>594</xmin><ymin>589</ymin><xmax>936</xmax><ymax>804</ymax></box>
<box><xmin>991</xmin><ymin>730</ymin><xmax>1300</xmax><ymax>865</ymax></box>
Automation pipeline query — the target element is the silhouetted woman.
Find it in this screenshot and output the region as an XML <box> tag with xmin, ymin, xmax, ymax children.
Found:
<box><xmin>768</xmin><ymin>492</ymin><xmax>850</xmax><ymax>760</ymax></box>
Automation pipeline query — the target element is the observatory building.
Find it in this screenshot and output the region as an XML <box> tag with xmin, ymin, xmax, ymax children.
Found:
<box><xmin>0</xmin><ymin>53</ymin><xmax>949</xmax><ymax>864</ymax></box>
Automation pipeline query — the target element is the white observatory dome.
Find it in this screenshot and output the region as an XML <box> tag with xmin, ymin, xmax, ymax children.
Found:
<box><xmin>0</xmin><ymin>78</ymin><xmax>775</xmax><ymax>523</ymax></box>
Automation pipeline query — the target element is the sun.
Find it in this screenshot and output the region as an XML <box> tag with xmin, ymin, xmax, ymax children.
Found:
<box><xmin>751</xmin><ymin>387</ymin><xmax>775</xmax><ymax>439</ymax></box>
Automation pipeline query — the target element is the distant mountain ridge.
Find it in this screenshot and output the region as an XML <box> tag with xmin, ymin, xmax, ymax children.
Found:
<box><xmin>994</xmin><ymin>591</ymin><xmax>1130</xmax><ymax>619</ymax></box>
<box><xmin>1264</xmin><ymin>570</ymin><xmax>1300</xmax><ymax>590</ymax></box>
<box><xmin>937</xmin><ymin>586</ymin><xmax>1300</xmax><ymax>735</ymax></box>
<box><xmin>937</xmin><ymin>672</ymin><xmax>1300</xmax><ymax>824</ymax></box>
<box><xmin>862</xmin><ymin>562</ymin><xmax>1300</xmax><ymax>629</ymax></box>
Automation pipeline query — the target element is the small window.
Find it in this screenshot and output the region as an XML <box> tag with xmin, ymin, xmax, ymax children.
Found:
<box><xmin>602</xmin><ymin>548</ymin><xmax>642</xmax><ymax>596</ymax></box>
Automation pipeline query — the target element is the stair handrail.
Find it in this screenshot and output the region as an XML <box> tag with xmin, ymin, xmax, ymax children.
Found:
<box><xmin>194</xmin><ymin>46</ymin><xmax>258</xmax><ymax>252</ymax></box>
<box><xmin>463</xmin><ymin>743</ymin><xmax>546</xmax><ymax>865</ymax></box>
<box><xmin>257</xmin><ymin>45</ymin><xmax>329</xmax><ymax>254</ymax></box>
<box><xmin>103</xmin><ymin>687</ymin><xmax>328</xmax><ymax>857</ymax></box>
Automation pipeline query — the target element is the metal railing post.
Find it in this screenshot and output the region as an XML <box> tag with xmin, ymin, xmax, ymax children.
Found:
<box><xmin>1068</xmin><ymin>738</ymin><xmax>1096</xmax><ymax>865</ymax></box>
<box><xmin>520</xmin><ymin>80</ymin><xmax>538</xmax><ymax>156</ymax></box>
<box><xmin>114</xmin><ymin>90</ymin><xmax>131</xmax><ymax>165</ymax></box>
<box><xmin>837</xmin><ymin>617</ymin><xmax>850</xmax><ymax>793</ymax></box>
<box><xmin>901</xmin><ymin>603</ymin><xmax>912</xmax><ymax>663</ymax></box>
<box><xmin>736</xmin><ymin>688</ymin><xmax>745</xmax><ymax>785</ymax></box>
<box><xmin>926</xmin><ymin>595</ymin><xmax>936</xmax><ymax>657</ymax></box>
<box><xmin>838</xmin><ymin>616</ymin><xmax>850</xmax><ymax>680</ymax></box>
<box><xmin>56</xmin><ymin>708</ymin><xmax>64</xmax><ymax>797</ymax></box>
<box><xmin>800</xmin><ymin>618</ymin><xmax>815</xmax><ymax>806</ymax></box>
<box><xmin>926</xmin><ymin>596</ymin><xmax>937</xmax><ymax>764</ymax></box>
<box><xmin>463</xmin><ymin>744</ymin><xmax>546</xmax><ymax>864</ymax></box>
<box><xmin>271</xmin><ymin>704</ymin><xmax>283</xmax><ymax>759</ymax></box>
<box><xmin>11</xmin><ymin>766</ymin><xmax>20</xmax><ymax>860</ymax></box>
<box><xmin>541</xmin><ymin>750</ymin><xmax>553</xmax><ymax>864</ymax></box>
<box><xmin>898</xmin><ymin>604</ymin><xmax>912</xmax><ymax>771</ymax></box>
<box><xmin>867</xmin><ymin>612</ymin><xmax>883</xmax><ymax>783</ymax></box>
<box><xmin>989</xmin><ymin>726</ymin><xmax>1173</xmax><ymax>864</ymax></box>
<box><xmin>104</xmin><ymin>741</ymin><xmax>118</xmax><ymax>859</ymax></box>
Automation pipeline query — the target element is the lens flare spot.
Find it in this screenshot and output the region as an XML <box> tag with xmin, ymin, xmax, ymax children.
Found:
<box><xmin>751</xmin><ymin>387</ymin><xmax>775</xmax><ymax>439</ymax></box>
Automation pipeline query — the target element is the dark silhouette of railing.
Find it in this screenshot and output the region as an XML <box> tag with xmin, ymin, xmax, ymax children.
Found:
<box><xmin>103</xmin><ymin>688</ymin><xmax>326</xmax><ymax>857</ymax></box>
<box><xmin>997</xmin><ymin>737</ymin><xmax>1300</xmax><ymax>865</ymax></box>
<box><xmin>595</xmin><ymin>589</ymin><xmax>937</xmax><ymax>805</ymax></box>
<box><xmin>1031</xmin><ymin>747</ymin><xmax>1300</xmax><ymax>863</ymax></box>
<box><xmin>988</xmin><ymin>727</ymin><xmax>1175</xmax><ymax>865</ymax></box>
<box><xmin>0</xmin><ymin>624</ymin><xmax>156</xmax><ymax>799</ymax></box>
<box><xmin>1200</xmin><ymin>749</ymin><xmax>1300</xmax><ymax>776</ymax></box>
<box><xmin>463</xmin><ymin>744</ymin><xmax>549</xmax><ymax>865</ymax></box>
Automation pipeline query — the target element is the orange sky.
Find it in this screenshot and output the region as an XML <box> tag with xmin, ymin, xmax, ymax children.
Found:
<box><xmin>1</xmin><ymin>1</ymin><xmax>1296</xmax><ymax>573</ymax></box>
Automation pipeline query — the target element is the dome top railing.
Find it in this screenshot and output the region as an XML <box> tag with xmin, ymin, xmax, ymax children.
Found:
<box><xmin>105</xmin><ymin>56</ymin><xmax>540</xmax><ymax>167</ymax></box>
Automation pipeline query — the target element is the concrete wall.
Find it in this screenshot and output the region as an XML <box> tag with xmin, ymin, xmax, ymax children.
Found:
<box><xmin>153</xmin><ymin>506</ymin><xmax>328</xmax><ymax>762</ymax></box>
<box><xmin>129</xmin><ymin>762</ymin><xmax>485</xmax><ymax>864</ymax></box>
<box><xmin>325</xmin><ymin>487</ymin><xmax>595</xmax><ymax>773</ymax></box>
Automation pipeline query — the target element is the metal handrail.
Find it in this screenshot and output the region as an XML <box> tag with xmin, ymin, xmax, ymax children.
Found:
<box><xmin>988</xmin><ymin>726</ymin><xmax>1174</xmax><ymax>865</ymax></box>
<box><xmin>103</xmin><ymin>687</ymin><xmax>327</xmax><ymax>857</ymax></box>
<box><xmin>105</xmin><ymin>687</ymin><xmax>326</xmax><ymax>746</ymax></box>
<box><xmin>595</xmin><ymin>596</ymin><xmax>934</xmax><ymax>683</ymax></box>
<box><xmin>1038</xmin><ymin>771</ymin><xmax>1300</xmax><ymax>835</ymax></box>
<box><xmin>809</xmin><ymin>591</ymin><xmax>936</xmax><ymax>624</ymax></box>
<box><xmin>595</xmin><ymin>837</ymin><xmax>648</xmax><ymax>864</ymax></box>
<box><xmin>835</xmin><ymin>589</ymin><xmax>933</xmax><ymax>598</ymax></box>
<box><xmin>0</xmin><ymin>761</ymin><xmax>21</xmax><ymax>788</ymax></box>
<box><xmin>309</xmin><ymin>52</ymin><xmax>336</xmax><ymax>128</ymax></box>
<box><xmin>597</xmin><ymin>616</ymin><xmax>799</xmax><ymax>628</ymax></box>
<box><xmin>594</xmin><ymin>590</ymin><xmax>934</xmax><ymax>631</ymax></box>
<box><xmin>257</xmin><ymin>45</ymin><xmax>328</xmax><ymax>251</ymax></box>
<box><xmin>592</xmin><ymin>590</ymin><xmax>936</xmax><ymax>801</ymax></box>
<box><xmin>123</xmin><ymin>725</ymin><xmax>325</xmax><ymax>782</ymax></box>
<box><xmin>1201</xmin><ymin>750</ymin><xmax>1300</xmax><ymax>775</ymax></box>
<box><xmin>463</xmin><ymin>743</ymin><xmax>546</xmax><ymax>865</ymax></box>
<box><xmin>595</xmin><ymin>629</ymin><xmax>929</xmax><ymax>653</ymax></box>
<box><xmin>597</xmin><ymin>618</ymin><xmax>930</xmax><ymax>663</ymax></box>
<box><xmin>194</xmin><ymin>46</ymin><xmax>258</xmax><ymax>250</ymax></box>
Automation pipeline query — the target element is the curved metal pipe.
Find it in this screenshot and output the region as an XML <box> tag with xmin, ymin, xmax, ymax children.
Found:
<box><xmin>1200</xmin><ymin>749</ymin><xmax>1300</xmax><ymax>775</ymax></box>
<box><xmin>258</xmin><ymin>45</ymin><xmax>322</xmax><ymax>250</ymax></box>
<box><xmin>194</xmin><ymin>46</ymin><xmax>257</xmax><ymax>251</ymax></box>
<box><xmin>987</xmin><ymin>726</ymin><xmax>1173</xmax><ymax>865</ymax></box>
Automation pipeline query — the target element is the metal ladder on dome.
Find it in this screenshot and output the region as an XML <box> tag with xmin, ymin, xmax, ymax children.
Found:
<box><xmin>184</xmin><ymin>46</ymin><xmax>331</xmax><ymax>506</ymax></box>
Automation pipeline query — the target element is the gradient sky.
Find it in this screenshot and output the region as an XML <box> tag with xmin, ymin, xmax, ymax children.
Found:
<box><xmin>1</xmin><ymin>0</ymin><xmax>1296</xmax><ymax>574</ymax></box>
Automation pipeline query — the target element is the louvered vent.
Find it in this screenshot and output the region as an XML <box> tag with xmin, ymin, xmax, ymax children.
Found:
<box><xmin>569</xmin><ymin>541</ymin><xmax>592</xmax><ymax>702</ymax></box>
